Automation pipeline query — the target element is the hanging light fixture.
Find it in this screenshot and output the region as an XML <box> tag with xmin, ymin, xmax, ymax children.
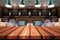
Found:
<box><xmin>19</xmin><ymin>0</ymin><xmax>25</xmax><ymax>8</ymax></box>
<box><xmin>5</xmin><ymin>0</ymin><xmax>12</xmax><ymax>8</ymax></box>
<box><xmin>48</xmin><ymin>0</ymin><xmax>55</xmax><ymax>8</ymax></box>
<box><xmin>35</xmin><ymin>0</ymin><xmax>41</xmax><ymax>8</ymax></box>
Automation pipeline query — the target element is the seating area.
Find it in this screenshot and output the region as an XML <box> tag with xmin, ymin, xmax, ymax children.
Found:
<box><xmin>0</xmin><ymin>26</ymin><xmax>60</xmax><ymax>40</ymax></box>
<box><xmin>0</xmin><ymin>18</ymin><xmax>60</xmax><ymax>27</ymax></box>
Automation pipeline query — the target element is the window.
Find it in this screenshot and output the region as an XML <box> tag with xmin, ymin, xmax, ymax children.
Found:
<box><xmin>11</xmin><ymin>9</ymin><xmax>19</xmax><ymax>17</ymax></box>
<box><xmin>41</xmin><ymin>9</ymin><xmax>49</xmax><ymax>16</ymax></box>
<box><xmin>2</xmin><ymin>9</ymin><xmax>10</xmax><ymax>18</ymax></box>
<box><xmin>21</xmin><ymin>9</ymin><xmax>28</xmax><ymax>16</ymax></box>
<box><xmin>51</xmin><ymin>9</ymin><xmax>58</xmax><ymax>18</ymax></box>
<box><xmin>31</xmin><ymin>9</ymin><xmax>39</xmax><ymax>16</ymax></box>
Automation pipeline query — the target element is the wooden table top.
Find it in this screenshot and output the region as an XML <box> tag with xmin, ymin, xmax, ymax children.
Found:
<box><xmin>0</xmin><ymin>26</ymin><xmax>60</xmax><ymax>40</ymax></box>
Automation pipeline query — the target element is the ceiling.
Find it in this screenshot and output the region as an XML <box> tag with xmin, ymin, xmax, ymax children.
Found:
<box><xmin>0</xmin><ymin>0</ymin><xmax>60</xmax><ymax>6</ymax></box>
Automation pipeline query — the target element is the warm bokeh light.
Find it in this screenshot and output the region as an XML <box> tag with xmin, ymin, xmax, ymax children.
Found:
<box><xmin>13</xmin><ymin>3</ymin><xmax>17</xmax><ymax>8</ymax></box>
<box><xmin>42</xmin><ymin>3</ymin><xmax>47</xmax><ymax>9</ymax></box>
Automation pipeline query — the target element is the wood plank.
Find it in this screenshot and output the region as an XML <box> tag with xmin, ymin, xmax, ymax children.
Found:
<box><xmin>36</xmin><ymin>27</ymin><xmax>53</xmax><ymax>39</ymax></box>
<box><xmin>0</xmin><ymin>27</ymin><xmax>6</xmax><ymax>30</ymax></box>
<box><xmin>30</xmin><ymin>26</ymin><xmax>41</xmax><ymax>39</ymax></box>
<box><xmin>42</xmin><ymin>27</ymin><xmax>60</xmax><ymax>39</ymax></box>
<box><xmin>47</xmin><ymin>27</ymin><xmax>60</xmax><ymax>33</ymax></box>
<box><xmin>0</xmin><ymin>27</ymin><xmax>12</xmax><ymax>33</ymax></box>
<box><xmin>19</xmin><ymin>26</ymin><xmax>30</xmax><ymax>39</ymax></box>
<box><xmin>53</xmin><ymin>26</ymin><xmax>60</xmax><ymax>30</ymax></box>
<box><xmin>0</xmin><ymin>27</ymin><xmax>18</xmax><ymax>39</ymax></box>
<box><xmin>7</xmin><ymin>27</ymin><xmax>24</xmax><ymax>39</ymax></box>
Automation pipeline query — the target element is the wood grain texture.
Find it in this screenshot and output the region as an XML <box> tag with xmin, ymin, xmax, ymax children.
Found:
<box><xmin>42</xmin><ymin>27</ymin><xmax>60</xmax><ymax>39</ymax></box>
<box><xmin>7</xmin><ymin>27</ymin><xmax>24</xmax><ymax>39</ymax></box>
<box><xmin>19</xmin><ymin>26</ymin><xmax>30</xmax><ymax>39</ymax></box>
<box><xmin>36</xmin><ymin>27</ymin><xmax>53</xmax><ymax>39</ymax></box>
<box><xmin>0</xmin><ymin>27</ymin><xmax>18</xmax><ymax>39</ymax></box>
<box><xmin>0</xmin><ymin>26</ymin><xmax>60</xmax><ymax>39</ymax></box>
<box><xmin>30</xmin><ymin>26</ymin><xmax>41</xmax><ymax>39</ymax></box>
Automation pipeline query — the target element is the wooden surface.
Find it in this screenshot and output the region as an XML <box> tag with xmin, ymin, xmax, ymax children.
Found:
<box><xmin>30</xmin><ymin>26</ymin><xmax>41</xmax><ymax>39</ymax></box>
<box><xmin>0</xmin><ymin>26</ymin><xmax>60</xmax><ymax>39</ymax></box>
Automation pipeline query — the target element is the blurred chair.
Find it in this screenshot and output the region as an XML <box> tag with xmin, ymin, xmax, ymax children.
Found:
<box><xmin>17</xmin><ymin>21</ymin><xmax>26</xmax><ymax>26</ymax></box>
<box><xmin>34</xmin><ymin>20</ymin><xmax>42</xmax><ymax>26</ymax></box>
<box><xmin>8</xmin><ymin>19</ymin><xmax>16</xmax><ymax>27</ymax></box>
<box><xmin>44</xmin><ymin>19</ymin><xmax>53</xmax><ymax>27</ymax></box>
